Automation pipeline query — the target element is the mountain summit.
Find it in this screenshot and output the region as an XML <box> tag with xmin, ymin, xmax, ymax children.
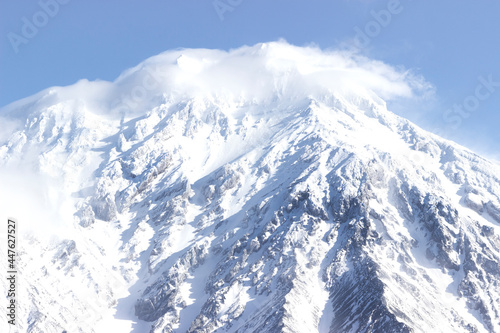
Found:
<box><xmin>1</xmin><ymin>42</ymin><xmax>499</xmax><ymax>333</ymax></box>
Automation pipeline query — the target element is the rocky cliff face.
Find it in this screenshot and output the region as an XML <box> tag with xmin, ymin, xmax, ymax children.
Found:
<box><xmin>1</xmin><ymin>42</ymin><xmax>499</xmax><ymax>333</ymax></box>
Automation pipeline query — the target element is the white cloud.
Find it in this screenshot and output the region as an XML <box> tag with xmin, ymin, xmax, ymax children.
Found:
<box><xmin>107</xmin><ymin>41</ymin><xmax>433</xmax><ymax>116</ymax></box>
<box><xmin>0</xmin><ymin>165</ymin><xmax>73</xmax><ymax>241</ymax></box>
<box><xmin>1</xmin><ymin>41</ymin><xmax>433</xmax><ymax>120</ymax></box>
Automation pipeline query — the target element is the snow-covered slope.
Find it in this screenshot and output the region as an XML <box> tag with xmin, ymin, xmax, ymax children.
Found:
<box><xmin>1</xmin><ymin>42</ymin><xmax>499</xmax><ymax>333</ymax></box>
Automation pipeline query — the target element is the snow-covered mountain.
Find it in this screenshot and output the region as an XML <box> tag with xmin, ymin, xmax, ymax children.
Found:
<box><xmin>1</xmin><ymin>42</ymin><xmax>499</xmax><ymax>333</ymax></box>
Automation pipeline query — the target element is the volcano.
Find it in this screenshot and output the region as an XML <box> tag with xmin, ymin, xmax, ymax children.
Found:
<box><xmin>1</xmin><ymin>42</ymin><xmax>499</xmax><ymax>333</ymax></box>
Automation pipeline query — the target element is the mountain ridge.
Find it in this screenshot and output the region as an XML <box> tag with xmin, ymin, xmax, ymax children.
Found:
<box><xmin>1</xmin><ymin>42</ymin><xmax>499</xmax><ymax>333</ymax></box>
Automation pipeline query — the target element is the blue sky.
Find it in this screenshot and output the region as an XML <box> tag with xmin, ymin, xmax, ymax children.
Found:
<box><xmin>1</xmin><ymin>0</ymin><xmax>499</xmax><ymax>159</ymax></box>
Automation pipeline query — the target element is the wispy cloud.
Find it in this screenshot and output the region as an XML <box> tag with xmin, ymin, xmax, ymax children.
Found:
<box><xmin>108</xmin><ymin>40</ymin><xmax>433</xmax><ymax>114</ymax></box>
